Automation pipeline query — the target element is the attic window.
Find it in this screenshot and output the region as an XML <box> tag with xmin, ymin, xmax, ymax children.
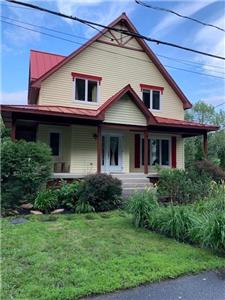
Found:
<box><xmin>140</xmin><ymin>84</ymin><xmax>164</xmax><ymax>111</ymax></box>
<box><xmin>71</xmin><ymin>72</ymin><xmax>102</xmax><ymax>103</ymax></box>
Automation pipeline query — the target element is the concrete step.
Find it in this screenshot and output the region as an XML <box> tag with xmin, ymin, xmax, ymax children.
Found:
<box><xmin>122</xmin><ymin>182</ymin><xmax>151</xmax><ymax>188</ymax></box>
<box><xmin>112</xmin><ymin>173</ymin><xmax>148</xmax><ymax>179</ymax></box>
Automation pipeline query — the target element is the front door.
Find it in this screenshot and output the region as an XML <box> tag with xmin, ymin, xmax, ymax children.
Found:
<box><xmin>102</xmin><ymin>134</ymin><xmax>123</xmax><ymax>173</ymax></box>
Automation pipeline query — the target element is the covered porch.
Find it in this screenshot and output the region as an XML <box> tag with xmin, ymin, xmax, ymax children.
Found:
<box><xmin>1</xmin><ymin>105</ymin><xmax>217</xmax><ymax>178</ymax></box>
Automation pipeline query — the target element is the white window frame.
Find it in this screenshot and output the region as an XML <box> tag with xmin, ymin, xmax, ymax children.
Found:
<box><xmin>48</xmin><ymin>131</ymin><xmax>62</xmax><ymax>158</ymax></box>
<box><xmin>142</xmin><ymin>89</ymin><xmax>161</xmax><ymax>111</ymax></box>
<box><xmin>140</xmin><ymin>136</ymin><xmax>171</xmax><ymax>167</ymax></box>
<box><xmin>74</xmin><ymin>77</ymin><xmax>100</xmax><ymax>104</ymax></box>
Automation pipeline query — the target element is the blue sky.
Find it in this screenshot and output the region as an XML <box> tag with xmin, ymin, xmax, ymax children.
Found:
<box><xmin>1</xmin><ymin>0</ymin><xmax>225</xmax><ymax>110</ymax></box>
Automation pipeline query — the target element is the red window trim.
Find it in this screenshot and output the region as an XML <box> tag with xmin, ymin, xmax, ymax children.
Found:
<box><xmin>140</xmin><ymin>84</ymin><xmax>164</xmax><ymax>94</ymax></box>
<box><xmin>71</xmin><ymin>72</ymin><xmax>102</xmax><ymax>83</ymax></box>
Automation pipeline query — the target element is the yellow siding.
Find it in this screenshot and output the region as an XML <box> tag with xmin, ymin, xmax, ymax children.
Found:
<box><xmin>176</xmin><ymin>136</ymin><xmax>185</xmax><ymax>169</ymax></box>
<box><xmin>104</xmin><ymin>95</ymin><xmax>147</xmax><ymax>126</ymax></box>
<box><xmin>70</xmin><ymin>125</ymin><xmax>97</xmax><ymax>174</ymax></box>
<box><xmin>37</xmin><ymin>124</ymin><xmax>71</xmax><ymax>164</ymax></box>
<box><xmin>38</xmin><ymin>24</ymin><xmax>185</xmax><ymax>120</ymax></box>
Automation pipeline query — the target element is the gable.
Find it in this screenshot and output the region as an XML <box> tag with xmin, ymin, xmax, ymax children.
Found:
<box><xmin>104</xmin><ymin>94</ymin><xmax>147</xmax><ymax>126</ymax></box>
<box><xmin>33</xmin><ymin>14</ymin><xmax>191</xmax><ymax>108</ymax></box>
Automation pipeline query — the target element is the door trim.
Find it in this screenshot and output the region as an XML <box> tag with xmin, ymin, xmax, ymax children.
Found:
<box><xmin>101</xmin><ymin>132</ymin><xmax>124</xmax><ymax>173</ymax></box>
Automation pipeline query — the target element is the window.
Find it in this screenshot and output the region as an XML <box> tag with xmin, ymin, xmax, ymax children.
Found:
<box><xmin>142</xmin><ymin>89</ymin><xmax>161</xmax><ymax>110</ymax></box>
<box><xmin>75</xmin><ymin>78</ymin><xmax>85</xmax><ymax>101</ymax></box>
<box><xmin>72</xmin><ymin>72</ymin><xmax>101</xmax><ymax>103</ymax></box>
<box><xmin>140</xmin><ymin>84</ymin><xmax>163</xmax><ymax>111</ymax></box>
<box><xmin>141</xmin><ymin>138</ymin><xmax>170</xmax><ymax>166</ymax></box>
<box><xmin>50</xmin><ymin>132</ymin><xmax>60</xmax><ymax>156</ymax></box>
<box><xmin>152</xmin><ymin>91</ymin><xmax>160</xmax><ymax>110</ymax></box>
<box><xmin>143</xmin><ymin>90</ymin><xmax>151</xmax><ymax>109</ymax></box>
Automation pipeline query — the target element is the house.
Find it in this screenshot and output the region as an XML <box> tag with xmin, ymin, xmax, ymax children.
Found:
<box><xmin>1</xmin><ymin>13</ymin><xmax>218</xmax><ymax>178</ymax></box>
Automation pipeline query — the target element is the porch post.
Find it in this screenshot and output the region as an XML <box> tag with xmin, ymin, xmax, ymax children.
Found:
<box><xmin>203</xmin><ymin>132</ymin><xmax>208</xmax><ymax>158</ymax></box>
<box><xmin>144</xmin><ymin>131</ymin><xmax>148</xmax><ymax>174</ymax></box>
<box><xmin>11</xmin><ymin>115</ymin><xmax>16</xmax><ymax>141</ymax></box>
<box><xmin>97</xmin><ymin>125</ymin><xmax>102</xmax><ymax>174</ymax></box>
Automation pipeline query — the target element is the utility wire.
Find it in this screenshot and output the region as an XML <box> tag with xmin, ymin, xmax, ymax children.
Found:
<box><xmin>6</xmin><ymin>0</ymin><xmax>225</xmax><ymax>60</ymax></box>
<box><xmin>215</xmin><ymin>102</ymin><xmax>225</xmax><ymax>108</ymax></box>
<box><xmin>2</xmin><ymin>15</ymin><xmax>225</xmax><ymax>75</ymax></box>
<box><xmin>2</xmin><ymin>18</ymin><xmax>225</xmax><ymax>81</ymax></box>
<box><xmin>135</xmin><ymin>0</ymin><xmax>225</xmax><ymax>33</ymax></box>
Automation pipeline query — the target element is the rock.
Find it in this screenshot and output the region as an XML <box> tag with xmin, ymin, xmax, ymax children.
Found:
<box><xmin>11</xmin><ymin>217</ymin><xmax>27</xmax><ymax>225</ymax></box>
<box><xmin>20</xmin><ymin>203</ymin><xmax>33</xmax><ymax>209</ymax></box>
<box><xmin>30</xmin><ymin>210</ymin><xmax>43</xmax><ymax>215</ymax></box>
<box><xmin>51</xmin><ymin>208</ymin><xmax>64</xmax><ymax>214</ymax></box>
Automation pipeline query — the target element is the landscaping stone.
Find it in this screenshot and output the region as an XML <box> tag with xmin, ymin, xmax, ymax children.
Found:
<box><xmin>30</xmin><ymin>210</ymin><xmax>43</xmax><ymax>215</ymax></box>
<box><xmin>11</xmin><ymin>218</ymin><xmax>27</xmax><ymax>225</ymax></box>
<box><xmin>20</xmin><ymin>203</ymin><xmax>33</xmax><ymax>209</ymax></box>
<box><xmin>51</xmin><ymin>208</ymin><xmax>64</xmax><ymax>214</ymax></box>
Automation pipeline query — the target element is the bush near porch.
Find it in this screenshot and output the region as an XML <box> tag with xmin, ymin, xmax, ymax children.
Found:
<box><xmin>1</xmin><ymin>138</ymin><xmax>52</xmax><ymax>211</ymax></box>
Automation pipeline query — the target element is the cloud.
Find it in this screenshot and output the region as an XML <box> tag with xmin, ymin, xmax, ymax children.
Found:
<box><xmin>1</xmin><ymin>1</ymin><xmax>45</xmax><ymax>48</ymax></box>
<box><xmin>192</xmin><ymin>15</ymin><xmax>225</xmax><ymax>76</ymax></box>
<box><xmin>149</xmin><ymin>0</ymin><xmax>217</xmax><ymax>38</ymax></box>
<box><xmin>56</xmin><ymin>0</ymin><xmax>135</xmax><ymax>37</ymax></box>
<box><xmin>1</xmin><ymin>90</ymin><xmax>27</xmax><ymax>105</ymax></box>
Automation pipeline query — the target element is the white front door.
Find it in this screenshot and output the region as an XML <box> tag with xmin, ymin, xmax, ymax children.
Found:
<box><xmin>102</xmin><ymin>134</ymin><xmax>123</xmax><ymax>173</ymax></box>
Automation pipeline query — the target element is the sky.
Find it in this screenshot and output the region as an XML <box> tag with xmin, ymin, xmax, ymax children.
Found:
<box><xmin>1</xmin><ymin>0</ymin><xmax>225</xmax><ymax>111</ymax></box>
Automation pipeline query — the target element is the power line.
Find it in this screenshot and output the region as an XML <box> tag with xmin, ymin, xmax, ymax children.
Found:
<box><xmin>135</xmin><ymin>0</ymin><xmax>225</xmax><ymax>33</ymax></box>
<box><xmin>2</xmin><ymin>18</ymin><xmax>225</xmax><ymax>81</ymax></box>
<box><xmin>215</xmin><ymin>102</ymin><xmax>225</xmax><ymax>108</ymax></box>
<box><xmin>2</xmin><ymin>14</ymin><xmax>225</xmax><ymax>73</ymax></box>
<box><xmin>6</xmin><ymin>0</ymin><xmax>225</xmax><ymax>60</ymax></box>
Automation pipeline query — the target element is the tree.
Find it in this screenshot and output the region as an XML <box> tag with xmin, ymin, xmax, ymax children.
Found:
<box><xmin>185</xmin><ymin>101</ymin><xmax>225</xmax><ymax>170</ymax></box>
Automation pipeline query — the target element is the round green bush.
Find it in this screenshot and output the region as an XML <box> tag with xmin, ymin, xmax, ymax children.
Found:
<box><xmin>77</xmin><ymin>174</ymin><xmax>122</xmax><ymax>212</ymax></box>
<box><xmin>1</xmin><ymin>139</ymin><xmax>52</xmax><ymax>209</ymax></box>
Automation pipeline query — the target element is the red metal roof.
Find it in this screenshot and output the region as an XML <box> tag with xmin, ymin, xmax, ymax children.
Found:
<box><xmin>155</xmin><ymin>116</ymin><xmax>219</xmax><ymax>130</ymax></box>
<box><xmin>1</xmin><ymin>103</ymin><xmax>219</xmax><ymax>132</ymax></box>
<box><xmin>30</xmin><ymin>50</ymin><xmax>65</xmax><ymax>81</ymax></box>
<box><xmin>1</xmin><ymin>104</ymin><xmax>101</xmax><ymax>120</ymax></box>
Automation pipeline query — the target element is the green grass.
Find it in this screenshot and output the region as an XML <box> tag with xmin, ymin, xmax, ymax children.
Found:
<box><xmin>2</xmin><ymin>211</ymin><xmax>225</xmax><ymax>300</ymax></box>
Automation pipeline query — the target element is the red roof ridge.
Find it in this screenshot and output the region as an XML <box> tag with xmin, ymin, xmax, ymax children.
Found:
<box><xmin>30</xmin><ymin>49</ymin><xmax>66</xmax><ymax>58</ymax></box>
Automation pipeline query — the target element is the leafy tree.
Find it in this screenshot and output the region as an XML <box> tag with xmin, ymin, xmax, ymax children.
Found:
<box><xmin>185</xmin><ymin>101</ymin><xmax>225</xmax><ymax>170</ymax></box>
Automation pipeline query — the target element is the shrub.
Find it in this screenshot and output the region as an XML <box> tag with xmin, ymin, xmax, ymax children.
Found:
<box><xmin>56</xmin><ymin>180</ymin><xmax>79</xmax><ymax>211</ymax></box>
<box><xmin>75</xmin><ymin>199</ymin><xmax>95</xmax><ymax>214</ymax></box>
<box><xmin>194</xmin><ymin>159</ymin><xmax>225</xmax><ymax>182</ymax></box>
<box><xmin>127</xmin><ymin>189</ymin><xmax>159</xmax><ymax>228</ymax></box>
<box><xmin>157</xmin><ymin>168</ymin><xmax>211</xmax><ymax>203</ymax></box>
<box><xmin>34</xmin><ymin>189</ymin><xmax>58</xmax><ymax>213</ymax></box>
<box><xmin>148</xmin><ymin>205</ymin><xmax>198</xmax><ymax>242</ymax></box>
<box><xmin>77</xmin><ymin>174</ymin><xmax>122</xmax><ymax>212</ymax></box>
<box><xmin>1</xmin><ymin>139</ymin><xmax>52</xmax><ymax>209</ymax></box>
<box><xmin>191</xmin><ymin>212</ymin><xmax>225</xmax><ymax>254</ymax></box>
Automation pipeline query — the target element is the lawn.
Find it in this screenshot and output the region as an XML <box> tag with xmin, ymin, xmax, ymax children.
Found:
<box><xmin>2</xmin><ymin>211</ymin><xmax>225</xmax><ymax>300</ymax></box>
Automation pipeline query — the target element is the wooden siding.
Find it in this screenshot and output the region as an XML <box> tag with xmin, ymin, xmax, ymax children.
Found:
<box><xmin>70</xmin><ymin>125</ymin><xmax>97</xmax><ymax>174</ymax></box>
<box><xmin>38</xmin><ymin>24</ymin><xmax>184</xmax><ymax>120</ymax></box>
<box><xmin>104</xmin><ymin>94</ymin><xmax>147</xmax><ymax>126</ymax></box>
<box><xmin>37</xmin><ymin>124</ymin><xmax>71</xmax><ymax>164</ymax></box>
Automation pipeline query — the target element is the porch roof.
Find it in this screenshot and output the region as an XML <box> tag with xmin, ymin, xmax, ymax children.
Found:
<box><xmin>1</xmin><ymin>104</ymin><xmax>219</xmax><ymax>133</ymax></box>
